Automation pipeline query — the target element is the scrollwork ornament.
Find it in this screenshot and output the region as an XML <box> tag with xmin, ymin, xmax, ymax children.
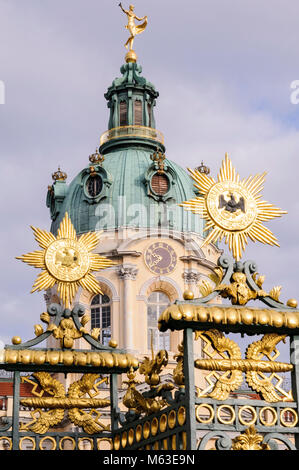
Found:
<box><xmin>262</xmin><ymin>433</ymin><xmax>297</xmax><ymax>451</ymax></box>
<box><xmin>197</xmin><ymin>431</ymin><xmax>232</xmax><ymax>451</ymax></box>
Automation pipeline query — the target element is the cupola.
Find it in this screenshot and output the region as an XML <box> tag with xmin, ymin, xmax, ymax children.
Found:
<box><xmin>99</xmin><ymin>62</ymin><xmax>164</xmax><ymax>154</ymax></box>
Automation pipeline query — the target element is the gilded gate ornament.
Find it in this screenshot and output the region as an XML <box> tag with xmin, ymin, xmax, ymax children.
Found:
<box><xmin>245</xmin><ymin>334</ymin><xmax>293</xmax><ymax>402</ymax></box>
<box><xmin>139</xmin><ymin>349</ymin><xmax>169</xmax><ymax>387</ymax></box>
<box><xmin>122</xmin><ymin>368</ymin><xmax>169</xmax><ymax>415</ymax></box>
<box><xmin>195</xmin><ymin>330</ymin><xmax>293</xmax><ymax>401</ymax></box>
<box><xmin>16</xmin><ymin>212</ymin><xmax>116</xmax><ymax>309</ymax></box>
<box><xmin>173</xmin><ymin>341</ymin><xmax>185</xmax><ymax>387</ymax></box>
<box><xmin>195</xmin><ymin>330</ymin><xmax>243</xmax><ymax>400</ymax></box>
<box><xmin>180</xmin><ymin>153</ymin><xmax>287</xmax><ymax>261</ymax></box>
<box><xmin>199</xmin><ymin>262</ymin><xmax>285</xmax><ymax>307</ymax></box>
<box><xmin>216</xmin><ymin>271</ymin><xmax>267</xmax><ymax>305</ymax></box>
<box><xmin>20</xmin><ymin>373</ymin><xmax>110</xmax><ymax>434</ymax></box>
<box><xmin>36</xmin><ymin>309</ymin><xmax>100</xmax><ymax>349</ymax></box>
<box><xmin>231</xmin><ymin>425</ymin><xmax>270</xmax><ymax>450</ymax></box>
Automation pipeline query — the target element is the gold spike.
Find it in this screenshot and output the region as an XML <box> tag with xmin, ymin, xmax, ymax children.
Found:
<box><xmin>16</xmin><ymin>251</ymin><xmax>45</xmax><ymax>268</ymax></box>
<box><xmin>31</xmin><ymin>227</ymin><xmax>56</xmax><ymax>250</ymax></box>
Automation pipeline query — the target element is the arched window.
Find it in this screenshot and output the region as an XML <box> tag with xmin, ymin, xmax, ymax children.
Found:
<box><xmin>86</xmin><ymin>174</ymin><xmax>103</xmax><ymax>198</ymax></box>
<box><xmin>147</xmin><ymin>291</ymin><xmax>170</xmax><ymax>350</ymax></box>
<box><xmin>91</xmin><ymin>294</ymin><xmax>111</xmax><ymax>346</ymax></box>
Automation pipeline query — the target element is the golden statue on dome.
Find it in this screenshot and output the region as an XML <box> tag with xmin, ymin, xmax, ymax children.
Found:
<box><xmin>119</xmin><ymin>3</ymin><xmax>148</xmax><ymax>63</ymax></box>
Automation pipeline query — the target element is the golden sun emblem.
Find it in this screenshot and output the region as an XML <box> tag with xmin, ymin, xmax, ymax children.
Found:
<box><xmin>16</xmin><ymin>212</ymin><xmax>116</xmax><ymax>308</ymax></box>
<box><xmin>181</xmin><ymin>153</ymin><xmax>287</xmax><ymax>261</ymax></box>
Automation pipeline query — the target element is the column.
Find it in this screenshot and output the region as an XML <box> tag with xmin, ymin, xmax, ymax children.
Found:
<box><xmin>12</xmin><ymin>371</ymin><xmax>20</xmax><ymax>451</ymax></box>
<box><xmin>290</xmin><ymin>335</ymin><xmax>299</xmax><ymax>449</ymax></box>
<box><xmin>184</xmin><ymin>328</ymin><xmax>197</xmax><ymax>450</ymax></box>
<box><xmin>182</xmin><ymin>269</ymin><xmax>201</xmax><ymax>295</ymax></box>
<box><xmin>182</xmin><ymin>269</ymin><xmax>202</xmax><ymax>385</ymax></box>
<box><xmin>118</xmin><ymin>264</ymin><xmax>138</xmax><ymax>352</ymax></box>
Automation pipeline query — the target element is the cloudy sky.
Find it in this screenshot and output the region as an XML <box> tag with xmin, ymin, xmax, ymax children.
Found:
<box><xmin>0</xmin><ymin>0</ymin><xmax>298</xmax><ymax>350</ymax></box>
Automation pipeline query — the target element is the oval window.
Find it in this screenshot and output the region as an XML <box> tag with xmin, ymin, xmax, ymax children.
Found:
<box><xmin>86</xmin><ymin>175</ymin><xmax>103</xmax><ymax>197</ymax></box>
<box><xmin>151</xmin><ymin>173</ymin><xmax>169</xmax><ymax>195</ymax></box>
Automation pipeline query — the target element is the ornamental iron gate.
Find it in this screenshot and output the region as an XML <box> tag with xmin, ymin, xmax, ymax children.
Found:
<box><xmin>1</xmin><ymin>254</ymin><xmax>299</xmax><ymax>451</ymax></box>
<box><xmin>110</xmin><ymin>255</ymin><xmax>299</xmax><ymax>451</ymax></box>
<box><xmin>0</xmin><ymin>303</ymin><xmax>138</xmax><ymax>451</ymax></box>
<box><xmin>1</xmin><ymin>154</ymin><xmax>298</xmax><ymax>451</ymax></box>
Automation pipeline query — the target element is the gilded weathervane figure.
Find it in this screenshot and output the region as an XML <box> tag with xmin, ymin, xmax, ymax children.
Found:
<box><xmin>119</xmin><ymin>3</ymin><xmax>147</xmax><ymax>62</ymax></box>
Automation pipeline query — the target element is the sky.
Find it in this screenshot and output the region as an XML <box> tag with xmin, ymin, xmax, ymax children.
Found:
<box><xmin>0</xmin><ymin>0</ymin><xmax>298</xmax><ymax>350</ymax></box>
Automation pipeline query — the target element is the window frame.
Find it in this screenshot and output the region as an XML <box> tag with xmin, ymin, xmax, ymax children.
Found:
<box><xmin>147</xmin><ymin>291</ymin><xmax>170</xmax><ymax>351</ymax></box>
<box><xmin>90</xmin><ymin>294</ymin><xmax>112</xmax><ymax>346</ymax></box>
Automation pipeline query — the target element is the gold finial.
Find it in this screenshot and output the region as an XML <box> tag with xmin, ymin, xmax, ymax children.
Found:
<box><xmin>52</xmin><ymin>166</ymin><xmax>67</xmax><ymax>182</ymax></box>
<box><xmin>119</xmin><ymin>2</ymin><xmax>148</xmax><ymax>63</ymax></box>
<box><xmin>183</xmin><ymin>290</ymin><xmax>195</xmax><ymax>300</ymax></box>
<box><xmin>89</xmin><ymin>148</ymin><xmax>105</xmax><ymax>166</ymax></box>
<box><xmin>12</xmin><ymin>336</ymin><xmax>22</xmax><ymax>345</ymax></box>
<box><xmin>287</xmin><ymin>298</ymin><xmax>298</xmax><ymax>308</ymax></box>
<box><xmin>109</xmin><ymin>339</ymin><xmax>118</xmax><ymax>348</ymax></box>
<box><xmin>195</xmin><ymin>161</ymin><xmax>210</xmax><ymax>176</ymax></box>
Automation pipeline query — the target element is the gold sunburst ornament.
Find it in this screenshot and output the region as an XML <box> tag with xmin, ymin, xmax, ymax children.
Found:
<box><xmin>181</xmin><ymin>153</ymin><xmax>287</xmax><ymax>261</ymax></box>
<box><xmin>16</xmin><ymin>212</ymin><xmax>116</xmax><ymax>308</ymax></box>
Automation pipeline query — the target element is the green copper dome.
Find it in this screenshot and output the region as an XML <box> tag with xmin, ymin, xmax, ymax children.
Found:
<box><xmin>48</xmin><ymin>148</ymin><xmax>203</xmax><ymax>235</ymax></box>
<box><xmin>47</xmin><ymin>62</ymin><xmax>204</xmax><ymax>237</ymax></box>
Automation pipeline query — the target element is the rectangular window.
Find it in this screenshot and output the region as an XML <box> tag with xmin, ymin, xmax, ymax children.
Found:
<box><xmin>119</xmin><ymin>101</ymin><xmax>127</xmax><ymax>126</ymax></box>
<box><xmin>147</xmin><ymin>103</ymin><xmax>152</xmax><ymax>127</ymax></box>
<box><xmin>134</xmin><ymin>100</ymin><xmax>143</xmax><ymax>126</ymax></box>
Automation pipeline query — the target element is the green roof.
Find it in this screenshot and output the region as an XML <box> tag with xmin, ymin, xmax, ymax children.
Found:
<box><xmin>49</xmin><ymin>145</ymin><xmax>203</xmax><ymax>236</ymax></box>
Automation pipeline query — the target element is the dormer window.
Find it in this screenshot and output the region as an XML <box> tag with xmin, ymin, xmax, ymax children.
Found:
<box><xmin>151</xmin><ymin>172</ymin><xmax>169</xmax><ymax>196</ymax></box>
<box><xmin>86</xmin><ymin>174</ymin><xmax>103</xmax><ymax>198</ymax></box>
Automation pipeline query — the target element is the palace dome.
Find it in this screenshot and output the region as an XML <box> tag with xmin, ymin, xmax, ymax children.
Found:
<box><xmin>47</xmin><ymin>62</ymin><xmax>204</xmax><ymax>237</ymax></box>
<box><xmin>48</xmin><ymin>148</ymin><xmax>203</xmax><ymax>236</ymax></box>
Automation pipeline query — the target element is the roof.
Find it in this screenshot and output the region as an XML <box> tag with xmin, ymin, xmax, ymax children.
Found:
<box><xmin>0</xmin><ymin>381</ymin><xmax>42</xmax><ymax>397</ymax></box>
<box><xmin>49</xmin><ymin>149</ymin><xmax>204</xmax><ymax>236</ymax></box>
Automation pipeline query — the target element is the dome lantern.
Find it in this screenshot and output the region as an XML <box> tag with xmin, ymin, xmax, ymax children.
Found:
<box><xmin>99</xmin><ymin>61</ymin><xmax>164</xmax><ymax>154</ymax></box>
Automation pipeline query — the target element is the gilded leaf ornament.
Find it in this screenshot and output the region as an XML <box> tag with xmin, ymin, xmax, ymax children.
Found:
<box><xmin>232</xmin><ymin>425</ymin><xmax>270</xmax><ymax>450</ymax></box>
<box><xmin>16</xmin><ymin>212</ymin><xmax>116</xmax><ymax>309</ymax></box>
<box><xmin>180</xmin><ymin>153</ymin><xmax>287</xmax><ymax>261</ymax></box>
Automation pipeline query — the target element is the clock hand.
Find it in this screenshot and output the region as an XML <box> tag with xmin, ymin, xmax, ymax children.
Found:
<box><xmin>149</xmin><ymin>253</ymin><xmax>162</xmax><ymax>267</ymax></box>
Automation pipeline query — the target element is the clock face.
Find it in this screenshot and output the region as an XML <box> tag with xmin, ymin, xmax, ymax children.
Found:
<box><xmin>145</xmin><ymin>242</ymin><xmax>177</xmax><ymax>274</ymax></box>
